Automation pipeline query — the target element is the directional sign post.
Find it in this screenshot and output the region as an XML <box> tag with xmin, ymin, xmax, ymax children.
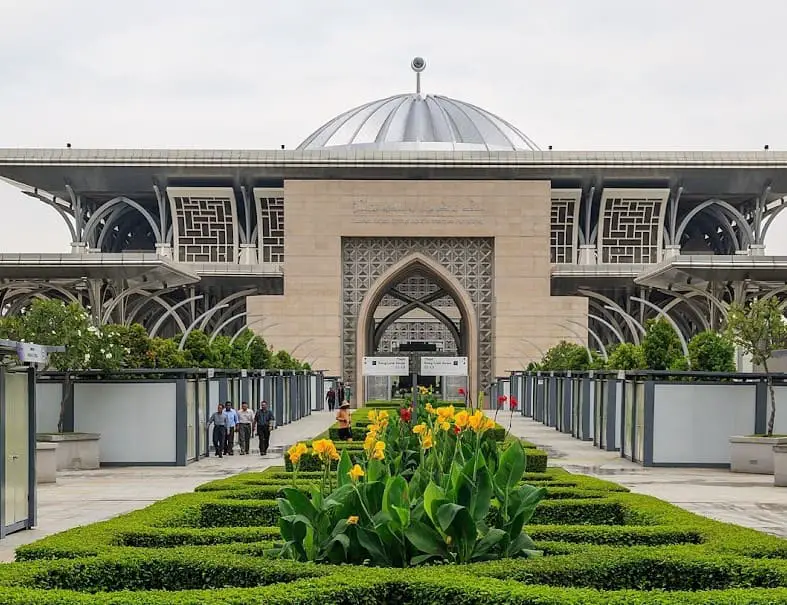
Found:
<box><xmin>362</xmin><ymin>356</ymin><xmax>409</xmax><ymax>376</ymax></box>
<box><xmin>420</xmin><ymin>356</ymin><xmax>468</xmax><ymax>377</ymax></box>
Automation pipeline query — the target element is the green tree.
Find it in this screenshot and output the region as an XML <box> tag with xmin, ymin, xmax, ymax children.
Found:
<box><xmin>606</xmin><ymin>342</ymin><xmax>646</xmax><ymax>370</ymax></box>
<box><xmin>248</xmin><ymin>335</ymin><xmax>273</xmax><ymax>369</ymax></box>
<box><xmin>104</xmin><ymin>324</ymin><xmax>152</xmax><ymax>369</ymax></box>
<box><xmin>179</xmin><ymin>330</ymin><xmax>212</xmax><ymax>367</ymax></box>
<box><xmin>641</xmin><ymin>318</ymin><xmax>685</xmax><ymax>371</ymax></box>
<box><xmin>688</xmin><ymin>331</ymin><xmax>736</xmax><ymax>373</ymax></box>
<box><xmin>17</xmin><ymin>299</ymin><xmax>95</xmax><ymax>371</ymax></box>
<box><xmin>148</xmin><ymin>337</ymin><xmax>188</xmax><ymax>369</ymax></box>
<box><xmin>540</xmin><ymin>341</ymin><xmax>593</xmax><ymax>371</ymax></box>
<box><xmin>726</xmin><ymin>298</ymin><xmax>787</xmax><ymax>436</ymax></box>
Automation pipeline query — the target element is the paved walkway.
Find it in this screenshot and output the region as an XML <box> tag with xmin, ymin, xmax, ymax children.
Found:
<box><xmin>509</xmin><ymin>415</ymin><xmax>787</xmax><ymax>539</ymax></box>
<box><xmin>0</xmin><ymin>411</ymin><xmax>335</xmax><ymax>562</ymax></box>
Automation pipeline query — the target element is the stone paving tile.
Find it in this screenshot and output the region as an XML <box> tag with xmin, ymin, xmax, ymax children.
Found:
<box><xmin>509</xmin><ymin>415</ymin><xmax>787</xmax><ymax>539</ymax></box>
<box><xmin>0</xmin><ymin>411</ymin><xmax>335</xmax><ymax>562</ymax></box>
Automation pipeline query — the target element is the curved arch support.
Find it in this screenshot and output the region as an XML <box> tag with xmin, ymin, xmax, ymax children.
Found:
<box><xmin>356</xmin><ymin>253</ymin><xmax>479</xmax><ymax>406</ymax></box>
<box><xmin>565</xmin><ymin>320</ymin><xmax>607</xmax><ymax>361</ymax></box>
<box><xmin>631</xmin><ymin>296</ymin><xmax>689</xmax><ymax>358</ymax></box>
<box><xmin>83</xmin><ymin>196</ymin><xmax>163</xmax><ymax>246</ymax></box>
<box><xmin>587</xmin><ymin>313</ymin><xmax>626</xmax><ymax>345</ymax></box>
<box><xmin>675</xmin><ymin>199</ymin><xmax>754</xmax><ymax>250</ymax></box>
<box><xmin>149</xmin><ymin>295</ymin><xmax>203</xmax><ymax>338</ymax></box>
<box><xmin>579</xmin><ymin>289</ymin><xmax>645</xmax><ymax>344</ymax></box>
<box><xmin>660</xmin><ymin>291</ymin><xmax>711</xmax><ymax>331</ymax></box>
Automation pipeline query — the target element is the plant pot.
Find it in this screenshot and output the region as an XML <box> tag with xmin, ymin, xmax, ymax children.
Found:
<box><xmin>729</xmin><ymin>436</ymin><xmax>787</xmax><ymax>474</ymax></box>
<box><xmin>774</xmin><ymin>445</ymin><xmax>787</xmax><ymax>487</ymax></box>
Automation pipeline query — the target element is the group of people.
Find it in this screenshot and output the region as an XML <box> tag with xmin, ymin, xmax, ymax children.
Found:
<box><xmin>207</xmin><ymin>400</ymin><xmax>275</xmax><ymax>458</ymax></box>
<box><xmin>325</xmin><ymin>381</ymin><xmax>351</xmax><ymax>411</ymax></box>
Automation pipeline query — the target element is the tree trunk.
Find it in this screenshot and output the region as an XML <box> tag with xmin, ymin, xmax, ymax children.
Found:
<box><xmin>57</xmin><ymin>374</ymin><xmax>71</xmax><ymax>433</ymax></box>
<box><xmin>762</xmin><ymin>360</ymin><xmax>776</xmax><ymax>437</ymax></box>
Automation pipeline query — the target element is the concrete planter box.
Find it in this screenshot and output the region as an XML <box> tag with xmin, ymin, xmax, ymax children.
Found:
<box><xmin>37</xmin><ymin>433</ymin><xmax>100</xmax><ymax>470</ymax></box>
<box><xmin>35</xmin><ymin>442</ymin><xmax>58</xmax><ymax>484</ymax></box>
<box><xmin>729</xmin><ymin>436</ymin><xmax>787</xmax><ymax>474</ymax></box>
<box><xmin>774</xmin><ymin>445</ymin><xmax>787</xmax><ymax>487</ymax></box>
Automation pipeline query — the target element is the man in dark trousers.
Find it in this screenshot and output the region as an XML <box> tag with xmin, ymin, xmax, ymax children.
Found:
<box><xmin>223</xmin><ymin>401</ymin><xmax>238</xmax><ymax>455</ymax></box>
<box><xmin>236</xmin><ymin>401</ymin><xmax>254</xmax><ymax>455</ymax></box>
<box><xmin>255</xmin><ymin>400</ymin><xmax>275</xmax><ymax>456</ymax></box>
<box><xmin>207</xmin><ymin>403</ymin><xmax>228</xmax><ymax>458</ymax></box>
<box><xmin>326</xmin><ymin>386</ymin><xmax>336</xmax><ymax>411</ymax></box>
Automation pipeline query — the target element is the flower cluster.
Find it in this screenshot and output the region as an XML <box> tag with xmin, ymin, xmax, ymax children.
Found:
<box><xmin>364</xmin><ymin>410</ymin><xmax>387</xmax><ymax>461</ymax></box>
<box><xmin>312</xmin><ymin>438</ymin><xmax>340</xmax><ymax>462</ymax></box>
<box><xmin>287</xmin><ymin>442</ymin><xmax>308</xmax><ymax>465</ymax></box>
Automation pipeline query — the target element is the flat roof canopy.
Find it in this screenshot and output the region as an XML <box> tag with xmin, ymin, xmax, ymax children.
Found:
<box><xmin>1</xmin><ymin>148</ymin><xmax>787</xmax><ymax>201</ymax></box>
<box><xmin>635</xmin><ymin>255</ymin><xmax>787</xmax><ymax>289</ymax></box>
<box><xmin>550</xmin><ymin>264</ymin><xmax>647</xmax><ymax>296</ymax></box>
<box><xmin>0</xmin><ymin>253</ymin><xmax>199</xmax><ymax>289</ymax></box>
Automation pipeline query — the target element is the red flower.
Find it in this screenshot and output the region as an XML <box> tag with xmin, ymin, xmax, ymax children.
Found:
<box><xmin>509</xmin><ymin>396</ymin><xmax>518</xmax><ymax>411</ymax></box>
<box><xmin>497</xmin><ymin>395</ymin><xmax>508</xmax><ymax>408</ymax></box>
<box><xmin>399</xmin><ymin>407</ymin><xmax>412</xmax><ymax>422</ymax></box>
<box><xmin>453</xmin><ymin>425</ymin><xmax>461</xmax><ymax>435</ymax></box>
<box><xmin>458</xmin><ymin>387</ymin><xmax>466</xmax><ymax>396</ymax></box>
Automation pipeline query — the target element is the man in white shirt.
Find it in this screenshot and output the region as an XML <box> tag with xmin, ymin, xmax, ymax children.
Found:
<box><xmin>236</xmin><ymin>401</ymin><xmax>254</xmax><ymax>455</ymax></box>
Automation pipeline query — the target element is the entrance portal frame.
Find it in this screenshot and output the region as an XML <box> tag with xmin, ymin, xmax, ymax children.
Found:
<box><xmin>355</xmin><ymin>252</ymin><xmax>481</xmax><ymax>406</ymax></box>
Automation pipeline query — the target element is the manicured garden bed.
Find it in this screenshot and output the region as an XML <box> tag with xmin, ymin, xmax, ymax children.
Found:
<box><xmin>6</xmin><ymin>403</ymin><xmax>787</xmax><ymax>603</ymax></box>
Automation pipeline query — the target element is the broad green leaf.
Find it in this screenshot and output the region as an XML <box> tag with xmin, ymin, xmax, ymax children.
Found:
<box><xmin>471</xmin><ymin>464</ymin><xmax>494</xmax><ymax>523</ymax></box>
<box><xmin>356</xmin><ymin>527</ymin><xmax>390</xmax><ymax>566</ymax></box>
<box><xmin>383</xmin><ymin>476</ymin><xmax>409</xmax><ymax>530</ymax></box>
<box><xmin>435</xmin><ymin>502</ymin><xmax>464</xmax><ymax>533</ymax></box>
<box><xmin>281</xmin><ymin>487</ymin><xmax>318</xmax><ymax>523</ymax></box>
<box><xmin>441</xmin><ymin>505</ymin><xmax>477</xmax><ymax>563</ymax></box>
<box><xmin>337</xmin><ymin>449</ymin><xmax>352</xmax><ymax>488</ymax></box>
<box><xmin>367</xmin><ymin>459</ymin><xmax>385</xmax><ymax>482</ymax></box>
<box><xmin>392</xmin><ymin>504</ymin><xmax>410</xmax><ymax>528</ymax></box>
<box><xmin>507</xmin><ymin>531</ymin><xmax>542</xmax><ymax>558</ymax></box>
<box><xmin>411</xmin><ymin>553</ymin><xmax>441</xmax><ymax>565</ymax></box>
<box><xmin>510</xmin><ymin>484</ymin><xmax>547</xmax><ymax>524</ymax></box>
<box><xmin>363</xmin><ymin>481</ymin><xmax>386</xmax><ymax>516</ymax></box>
<box><xmin>472</xmin><ymin>528</ymin><xmax>506</xmax><ymax>559</ymax></box>
<box><xmin>494</xmin><ymin>440</ymin><xmax>526</xmax><ymax>496</ymax></box>
<box><xmin>423</xmin><ymin>481</ymin><xmax>446</xmax><ymax>526</ymax></box>
<box><xmin>277</xmin><ymin>498</ymin><xmax>295</xmax><ymax>517</ymax></box>
<box><xmin>405</xmin><ymin>520</ymin><xmax>448</xmax><ymax>556</ymax></box>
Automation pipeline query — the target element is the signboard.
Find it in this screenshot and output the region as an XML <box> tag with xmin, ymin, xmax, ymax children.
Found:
<box><xmin>420</xmin><ymin>356</ymin><xmax>468</xmax><ymax>376</ymax></box>
<box><xmin>16</xmin><ymin>343</ymin><xmax>48</xmax><ymax>364</ymax></box>
<box><xmin>362</xmin><ymin>356</ymin><xmax>409</xmax><ymax>376</ymax></box>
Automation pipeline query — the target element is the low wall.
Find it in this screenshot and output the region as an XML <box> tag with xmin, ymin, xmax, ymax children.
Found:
<box><xmin>37</xmin><ymin>369</ymin><xmax>321</xmax><ymax>467</ymax></box>
<box><xmin>510</xmin><ymin>370</ymin><xmax>787</xmax><ymax>469</ymax></box>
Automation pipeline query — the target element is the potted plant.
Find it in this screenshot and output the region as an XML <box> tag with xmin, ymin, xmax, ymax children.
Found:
<box><xmin>726</xmin><ymin>298</ymin><xmax>787</xmax><ymax>476</ymax></box>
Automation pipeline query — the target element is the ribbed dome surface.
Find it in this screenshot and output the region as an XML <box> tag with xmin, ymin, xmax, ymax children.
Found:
<box><xmin>297</xmin><ymin>94</ymin><xmax>540</xmax><ymax>152</ymax></box>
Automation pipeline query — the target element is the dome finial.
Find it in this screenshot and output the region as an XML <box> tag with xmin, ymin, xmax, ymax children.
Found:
<box><xmin>411</xmin><ymin>56</ymin><xmax>426</xmax><ymax>95</ymax></box>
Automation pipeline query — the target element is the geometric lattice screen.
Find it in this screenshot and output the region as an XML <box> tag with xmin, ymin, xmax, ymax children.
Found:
<box><xmin>597</xmin><ymin>188</ymin><xmax>669</xmax><ymax>264</ymax></box>
<box><xmin>341</xmin><ymin>237</ymin><xmax>494</xmax><ymax>391</ymax></box>
<box><xmin>253</xmin><ymin>188</ymin><xmax>285</xmax><ymax>264</ymax></box>
<box><xmin>167</xmin><ymin>187</ymin><xmax>239</xmax><ymax>263</ymax></box>
<box><xmin>550</xmin><ymin>189</ymin><xmax>581</xmax><ymax>263</ymax></box>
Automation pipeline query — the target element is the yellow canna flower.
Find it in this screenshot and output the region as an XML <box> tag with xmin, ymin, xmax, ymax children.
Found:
<box><xmin>425</xmin><ymin>403</ymin><xmax>436</xmax><ymax>414</ymax></box>
<box><xmin>439</xmin><ymin>421</ymin><xmax>451</xmax><ymax>431</ymax></box>
<box><xmin>371</xmin><ymin>440</ymin><xmax>385</xmax><ymax>460</ymax></box>
<box><xmin>364</xmin><ymin>434</ymin><xmax>377</xmax><ymax>453</ymax></box>
<box><xmin>468</xmin><ymin>410</ymin><xmax>486</xmax><ymax>433</ymax></box>
<box><xmin>348</xmin><ymin>464</ymin><xmax>365</xmax><ymax>482</ymax></box>
<box><xmin>347</xmin><ymin>515</ymin><xmax>359</xmax><ymax>525</ymax></box>
<box><xmin>436</xmin><ymin>405</ymin><xmax>455</xmax><ymax>423</ymax></box>
<box><xmin>422</xmin><ymin>430</ymin><xmax>434</xmax><ymax>450</ymax></box>
<box><xmin>312</xmin><ymin>438</ymin><xmax>340</xmax><ymax>462</ymax></box>
<box><xmin>483</xmin><ymin>417</ymin><xmax>496</xmax><ymax>432</ymax></box>
<box><xmin>287</xmin><ymin>442</ymin><xmax>308</xmax><ymax>464</ymax></box>
<box><xmin>378</xmin><ymin>410</ymin><xmax>389</xmax><ymax>420</ymax></box>
<box><xmin>368</xmin><ymin>410</ymin><xmax>378</xmax><ymax>423</ymax></box>
<box><xmin>454</xmin><ymin>410</ymin><xmax>469</xmax><ymax>429</ymax></box>
<box><xmin>368</xmin><ymin>423</ymin><xmax>381</xmax><ymax>434</ymax></box>
<box><xmin>413</xmin><ymin>423</ymin><xmax>427</xmax><ymax>435</ymax></box>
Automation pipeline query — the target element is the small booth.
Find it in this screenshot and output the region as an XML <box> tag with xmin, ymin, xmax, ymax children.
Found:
<box><xmin>0</xmin><ymin>339</ymin><xmax>63</xmax><ymax>538</ymax></box>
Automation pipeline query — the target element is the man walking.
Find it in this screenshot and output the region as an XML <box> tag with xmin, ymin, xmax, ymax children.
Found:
<box><xmin>223</xmin><ymin>401</ymin><xmax>238</xmax><ymax>455</ymax></box>
<box><xmin>255</xmin><ymin>400</ymin><xmax>275</xmax><ymax>456</ymax></box>
<box><xmin>207</xmin><ymin>403</ymin><xmax>228</xmax><ymax>458</ymax></box>
<box><xmin>326</xmin><ymin>386</ymin><xmax>336</xmax><ymax>411</ymax></box>
<box><xmin>236</xmin><ymin>401</ymin><xmax>254</xmax><ymax>455</ymax></box>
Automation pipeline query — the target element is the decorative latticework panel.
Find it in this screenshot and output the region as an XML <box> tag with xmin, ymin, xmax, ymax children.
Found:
<box><xmin>254</xmin><ymin>188</ymin><xmax>284</xmax><ymax>263</ymax></box>
<box><xmin>380</xmin><ymin>275</ymin><xmax>457</xmax><ymax>308</ymax></box>
<box><xmin>167</xmin><ymin>187</ymin><xmax>239</xmax><ymax>263</ymax></box>
<box><xmin>598</xmin><ymin>189</ymin><xmax>668</xmax><ymax>264</ymax></box>
<box><xmin>550</xmin><ymin>190</ymin><xmax>581</xmax><ymax>263</ymax></box>
<box><xmin>341</xmin><ymin>237</ymin><xmax>494</xmax><ymax>390</ymax></box>
<box><xmin>378</xmin><ymin>321</ymin><xmax>459</xmax><ymax>353</ymax></box>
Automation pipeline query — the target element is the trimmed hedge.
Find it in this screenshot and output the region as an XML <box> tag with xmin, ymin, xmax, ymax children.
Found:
<box><xmin>10</xmin><ymin>445</ymin><xmax>787</xmax><ymax>604</ymax></box>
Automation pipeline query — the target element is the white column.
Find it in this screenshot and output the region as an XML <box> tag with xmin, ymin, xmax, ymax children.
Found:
<box><xmin>70</xmin><ymin>242</ymin><xmax>87</xmax><ymax>254</ymax></box>
<box><xmin>663</xmin><ymin>245</ymin><xmax>681</xmax><ymax>259</ymax></box>
<box><xmin>749</xmin><ymin>244</ymin><xmax>766</xmax><ymax>256</ymax></box>
<box><xmin>240</xmin><ymin>243</ymin><xmax>258</xmax><ymax>264</ymax></box>
<box><xmin>578</xmin><ymin>245</ymin><xmax>596</xmax><ymax>265</ymax></box>
<box><xmin>155</xmin><ymin>243</ymin><xmax>173</xmax><ymax>258</ymax></box>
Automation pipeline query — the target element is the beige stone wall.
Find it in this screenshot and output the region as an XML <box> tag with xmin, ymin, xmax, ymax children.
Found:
<box><xmin>246</xmin><ymin>179</ymin><xmax>587</xmax><ymax>384</ymax></box>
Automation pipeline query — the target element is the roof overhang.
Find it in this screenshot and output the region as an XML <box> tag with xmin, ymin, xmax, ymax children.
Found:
<box><xmin>2</xmin><ymin>149</ymin><xmax>787</xmax><ymax>201</ymax></box>
<box><xmin>0</xmin><ymin>253</ymin><xmax>199</xmax><ymax>289</ymax></box>
<box><xmin>634</xmin><ymin>255</ymin><xmax>787</xmax><ymax>290</ymax></box>
<box><xmin>551</xmin><ymin>264</ymin><xmax>647</xmax><ymax>295</ymax></box>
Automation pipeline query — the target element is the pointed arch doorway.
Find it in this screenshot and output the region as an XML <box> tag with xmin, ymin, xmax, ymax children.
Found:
<box><xmin>355</xmin><ymin>252</ymin><xmax>479</xmax><ymax>405</ymax></box>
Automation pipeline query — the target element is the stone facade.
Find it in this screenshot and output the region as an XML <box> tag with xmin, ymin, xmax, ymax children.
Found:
<box><xmin>246</xmin><ymin>180</ymin><xmax>587</xmax><ymax>403</ymax></box>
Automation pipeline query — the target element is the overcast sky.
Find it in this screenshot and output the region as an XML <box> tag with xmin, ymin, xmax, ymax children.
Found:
<box><xmin>3</xmin><ymin>0</ymin><xmax>787</xmax><ymax>252</ymax></box>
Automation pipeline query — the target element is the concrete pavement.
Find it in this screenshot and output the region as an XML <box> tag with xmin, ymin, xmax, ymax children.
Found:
<box><xmin>509</xmin><ymin>415</ymin><xmax>787</xmax><ymax>539</ymax></box>
<box><xmin>0</xmin><ymin>411</ymin><xmax>335</xmax><ymax>562</ymax></box>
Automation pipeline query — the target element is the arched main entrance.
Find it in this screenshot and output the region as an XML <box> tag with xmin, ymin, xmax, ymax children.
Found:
<box><xmin>355</xmin><ymin>253</ymin><xmax>479</xmax><ymax>405</ymax></box>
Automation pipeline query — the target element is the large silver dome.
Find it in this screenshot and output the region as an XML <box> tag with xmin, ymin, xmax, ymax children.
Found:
<box><xmin>297</xmin><ymin>93</ymin><xmax>540</xmax><ymax>152</ymax></box>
